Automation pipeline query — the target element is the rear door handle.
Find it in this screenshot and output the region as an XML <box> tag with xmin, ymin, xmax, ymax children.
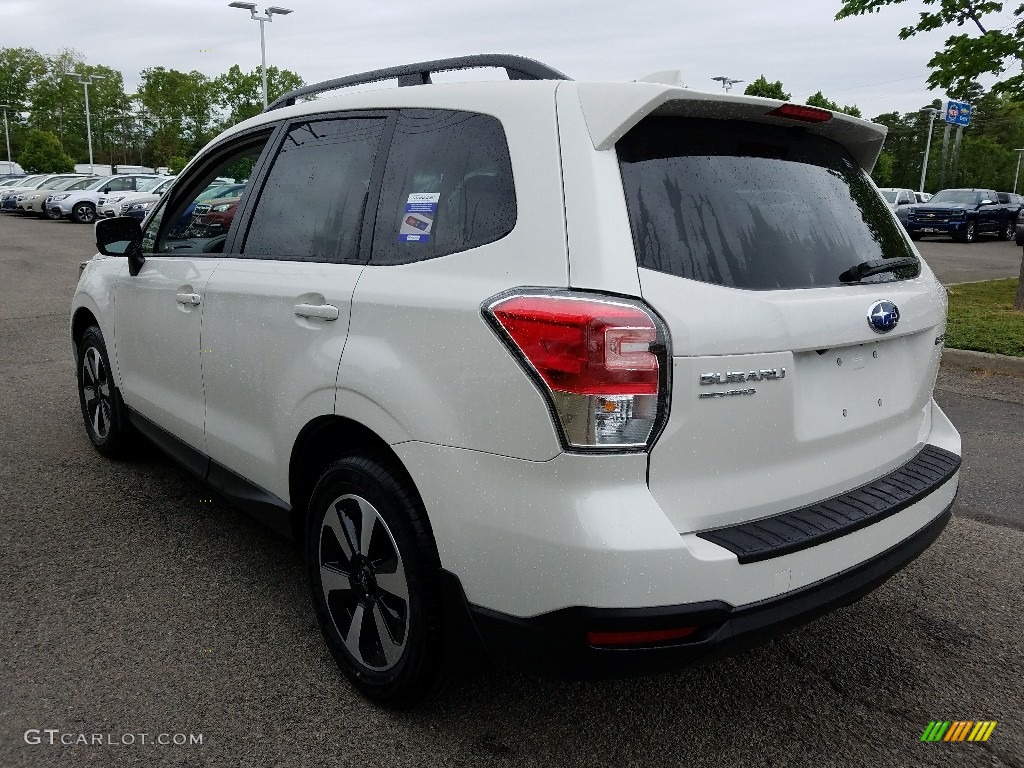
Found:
<box><xmin>175</xmin><ymin>292</ymin><xmax>201</xmax><ymax>306</ymax></box>
<box><xmin>294</xmin><ymin>303</ymin><xmax>340</xmax><ymax>321</ymax></box>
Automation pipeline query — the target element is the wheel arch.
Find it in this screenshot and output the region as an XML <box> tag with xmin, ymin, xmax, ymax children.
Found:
<box><xmin>288</xmin><ymin>415</ymin><xmax>432</xmax><ymax>544</ymax></box>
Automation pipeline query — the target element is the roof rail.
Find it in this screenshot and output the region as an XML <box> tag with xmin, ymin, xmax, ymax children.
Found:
<box><xmin>265</xmin><ymin>54</ymin><xmax>572</xmax><ymax>112</ymax></box>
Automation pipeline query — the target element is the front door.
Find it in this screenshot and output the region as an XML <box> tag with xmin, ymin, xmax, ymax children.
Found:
<box><xmin>113</xmin><ymin>130</ymin><xmax>276</xmax><ymax>455</ymax></box>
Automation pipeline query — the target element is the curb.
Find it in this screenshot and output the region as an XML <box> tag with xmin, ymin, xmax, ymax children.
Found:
<box><xmin>941</xmin><ymin>348</ymin><xmax>1024</xmax><ymax>377</ymax></box>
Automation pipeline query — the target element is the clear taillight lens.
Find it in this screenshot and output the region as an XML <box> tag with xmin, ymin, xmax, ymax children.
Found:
<box><xmin>486</xmin><ymin>292</ymin><xmax>670</xmax><ymax>451</ymax></box>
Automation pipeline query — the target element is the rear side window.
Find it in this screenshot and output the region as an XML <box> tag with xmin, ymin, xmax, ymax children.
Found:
<box><xmin>618</xmin><ymin>118</ymin><xmax>919</xmax><ymax>290</ymax></box>
<box><xmin>371</xmin><ymin>110</ymin><xmax>516</xmax><ymax>265</ymax></box>
<box><xmin>244</xmin><ymin>118</ymin><xmax>385</xmax><ymax>263</ymax></box>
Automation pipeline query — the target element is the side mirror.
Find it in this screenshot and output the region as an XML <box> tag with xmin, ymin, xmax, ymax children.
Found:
<box><xmin>95</xmin><ymin>216</ymin><xmax>146</xmax><ymax>276</ymax></box>
<box><xmin>103</xmin><ymin>187</ymin><xmax>111</xmax><ymax>194</ymax></box>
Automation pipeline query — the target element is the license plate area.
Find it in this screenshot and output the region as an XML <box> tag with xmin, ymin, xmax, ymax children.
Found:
<box><xmin>793</xmin><ymin>338</ymin><xmax>919</xmax><ymax>441</ymax></box>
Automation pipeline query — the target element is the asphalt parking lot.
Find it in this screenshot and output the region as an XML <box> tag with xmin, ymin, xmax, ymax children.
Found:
<box><xmin>1</xmin><ymin>213</ymin><xmax>1022</xmax><ymax>767</ymax></box>
<box><xmin>914</xmin><ymin>236</ymin><xmax>1024</xmax><ymax>284</ymax></box>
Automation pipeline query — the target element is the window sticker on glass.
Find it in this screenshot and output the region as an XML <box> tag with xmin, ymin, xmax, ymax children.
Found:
<box><xmin>398</xmin><ymin>193</ymin><xmax>439</xmax><ymax>242</ymax></box>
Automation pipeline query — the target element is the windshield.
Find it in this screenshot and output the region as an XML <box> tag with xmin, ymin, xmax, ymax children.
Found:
<box><xmin>30</xmin><ymin>176</ymin><xmax>65</xmax><ymax>189</ymax></box>
<box><xmin>929</xmin><ymin>190</ymin><xmax>981</xmax><ymax>205</ymax></box>
<box><xmin>86</xmin><ymin>177</ymin><xmax>115</xmax><ymax>191</ymax></box>
<box><xmin>137</xmin><ymin>177</ymin><xmax>166</xmax><ymax>192</ymax></box>
<box><xmin>879</xmin><ymin>190</ymin><xmax>898</xmax><ymax>203</ymax></box>
<box><xmin>617</xmin><ymin>117</ymin><xmax>919</xmax><ymax>290</ymax></box>
<box><xmin>929</xmin><ymin>191</ymin><xmax>983</xmax><ymax>205</ymax></box>
<box><xmin>52</xmin><ymin>177</ymin><xmax>89</xmax><ymax>191</ymax></box>
<box><xmin>66</xmin><ymin>177</ymin><xmax>100</xmax><ymax>191</ymax></box>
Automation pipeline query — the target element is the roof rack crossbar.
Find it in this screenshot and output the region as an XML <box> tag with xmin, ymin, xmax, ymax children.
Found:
<box><xmin>265</xmin><ymin>54</ymin><xmax>571</xmax><ymax>112</ymax></box>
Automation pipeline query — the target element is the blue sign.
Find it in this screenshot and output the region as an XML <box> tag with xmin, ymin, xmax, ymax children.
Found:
<box><xmin>945</xmin><ymin>100</ymin><xmax>971</xmax><ymax>126</ymax></box>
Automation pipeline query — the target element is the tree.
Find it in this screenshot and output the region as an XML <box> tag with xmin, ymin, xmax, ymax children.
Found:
<box><xmin>167</xmin><ymin>155</ymin><xmax>190</xmax><ymax>174</ymax></box>
<box><xmin>835</xmin><ymin>1</ymin><xmax>1024</xmax><ymax>99</ymax></box>
<box><xmin>214</xmin><ymin>65</ymin><xmax>303</xmax><ymax>126</ymax></box>
<box><xmin>836</xmin><ymin>3</ymin><xmax>1024</xmax><ymax>311</ymax></box>
<box><xmin>743</xmin><ymin>75</ymin><xmax>791</xmax><ymax>100</ymax></box>
<box><xmin>872</xmin><ymin>151</ymin><xmax>895</xmax><ymax>186</ymax></box>
<box><xmin>806</xmin><ymin>90</ymin><xmax>863</xmax><ymax>118</ymax></box>
<box><xmin>19</xmin><ymin>128</ymin><xmax>74</xmax><ymax>172</ymax></box>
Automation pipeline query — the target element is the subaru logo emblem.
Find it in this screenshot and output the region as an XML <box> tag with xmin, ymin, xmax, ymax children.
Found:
<box><xmin>867</xmin><ymin>300</ymin><xmax>900</xmax><ymax>334</ymax></box>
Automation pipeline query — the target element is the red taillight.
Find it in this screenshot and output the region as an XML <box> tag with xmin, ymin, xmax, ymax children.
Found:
<box><xmin>586</xmin><ymin>627</ymin><xmax>698</xmax><ymax>647</ymax></box>
<box><xmin>486</xmin><ymin>292</ymin><xmax>669</xmax><ymax>451</ymax></box>
<box><xmin>489</xmin><ymin>296</ymin><xmax>659</xmax><ymax>396</ymax></box>
<box><xmin>765</xmin><ymin>103</ymin><xmax>833</xmax><ymax>123</ymax></box>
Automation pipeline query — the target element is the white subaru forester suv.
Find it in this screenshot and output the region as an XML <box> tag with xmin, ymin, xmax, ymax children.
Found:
<box><xmin>72</xmin><ymin>55</ymin><xmax>961</xmax><ymax>707</ymax></box>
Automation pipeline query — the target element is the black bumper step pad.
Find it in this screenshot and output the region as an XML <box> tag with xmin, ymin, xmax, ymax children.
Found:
<box><xmin>695</xmin><ymin>445</ymin><xmax>961</xmax><ymax>564</ymax></box>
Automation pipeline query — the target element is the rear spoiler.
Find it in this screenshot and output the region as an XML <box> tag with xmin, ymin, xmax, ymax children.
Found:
<box><xmin>574</xmin><ymin>83</ymin><xmax>887</xmax><ymax>172</ymax></box>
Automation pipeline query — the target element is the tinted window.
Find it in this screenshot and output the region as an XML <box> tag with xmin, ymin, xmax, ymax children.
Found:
<box><xmin>142</xmin><ymin>131</ymin><xmax>271</xmax><ymax>255</ymax></box>
<box><xmin>243</xmin><ymin>118</ymin><xmax>384</xmax><ymax>263</ymax></box>
<box><xmin>371</xmin><ymin>110</ymin><xmax>516</xmax><ymax>265</ymax></box>
<box><xmin>618</xmin><ymin>118</ymin><xmax>919</xmax><ymax>290</ymax></box>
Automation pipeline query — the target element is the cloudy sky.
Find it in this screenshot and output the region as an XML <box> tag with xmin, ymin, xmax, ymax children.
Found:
<box><xmin>2</xmin><ymin>0</ymin><xmax>1013</xmax><ymax>117</ymax></box>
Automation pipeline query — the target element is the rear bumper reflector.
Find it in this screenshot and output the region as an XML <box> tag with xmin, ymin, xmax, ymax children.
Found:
<box><xmin>696</xmin><ymin>445</ymin><xmax>961</xmax><ymax>564</ymax></box>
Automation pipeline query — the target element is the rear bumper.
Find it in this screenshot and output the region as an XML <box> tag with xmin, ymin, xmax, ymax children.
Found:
<box><xmin>463</xmin><ymin>502</ymin><xmax>953</xmax><ymax>679</ymax></box>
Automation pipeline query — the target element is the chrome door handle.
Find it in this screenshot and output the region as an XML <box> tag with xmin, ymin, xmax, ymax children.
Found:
<box><xmin>294</xmin><ymin>303</ymin><xmax>340</xmax><ymax>321</ymax></box>
<box><xmin>175</xmin><ymin>292</ymin><xmax>201</xmax><ymax>306</ymax></box>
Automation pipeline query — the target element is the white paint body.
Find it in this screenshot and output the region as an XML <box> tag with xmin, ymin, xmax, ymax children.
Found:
<box><xmin>72</xmin><ymin>77</ymin><xmax>959</xmax><ymax>621</ymax></box>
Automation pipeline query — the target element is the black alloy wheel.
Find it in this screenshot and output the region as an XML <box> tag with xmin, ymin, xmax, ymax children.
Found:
<box><xmin>76</xmin><ymin>326</ymin><xmax>132</xmax><ymax>457</ymax></box>
<box><xmin>306</xmin><ymin>455</ymin><xmax>446</xmax><ymax>708</ymax></box>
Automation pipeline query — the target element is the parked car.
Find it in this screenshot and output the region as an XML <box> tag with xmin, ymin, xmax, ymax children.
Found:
<box><xmin>18</xmin><ymin>176</ymin><xmax>102</xmax><ymax>217</ymax></box>
<box><xmin>914</xmin><ymin>191</ymin><xmax>932</xmax><ymax>203</ymax></box>
<box><xmin>74</xmin><ymin>54</ymin><xmax>961</xmax><ymax>707</ymax></box>
<box><xmin>170</xmin><ymin>183</ymin><xmax>247</xmax><ymax>235</ymax></box>
<box><xmin>190</xmin><ymin>196</ymin><xmax>243</xmax><ymax>234</ymax></box>
<box><xmin>1014</xmin><ymin>208</ymin><xmax>1024</xmax><ymax>245</ymax></box>
<box><xmin>98</xmin><ymin>176</ymin><xmax>175</xmax><ymax>218</ymax></box>
<box><xmin>906</xmin><ymin>188</ymin><xmax>1010</xmax><ymax>242</ymax></box>
<box><xmin>1</xmin><ymin>174</ymin><xmax>81</xmax><ymax>211</ymax></box>
<box><xmin>996</xmin><ymin>192</ymin><xmax>1023</xmax><ymax>241</ymax></box>
<box><xmin>47</xmin><ymin>174</ymin><xmax>161</xmax><ymax>223</ymax></box>
<box><xmin>877</xmin><ymin>187</ymin><xmax>917</xmax><ymax>227</ymax></box>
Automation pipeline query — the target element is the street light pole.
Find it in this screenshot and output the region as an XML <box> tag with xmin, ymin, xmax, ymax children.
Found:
<box><xmin>229</xmin><ymin>2</ymin><xmax>294</xmax><ymax>109</ymax></box>
<box><xmin>0</xmin><ymin>103</ymin><xmax>12</xmax><ymax>171</ymax></box>
<box><xmin>712</xmin><ymin>76</ymin><xmax>743</xmax><ymax>92</ymax></box>
<box><xmin>919</xmin><ymin>107</ymin><xmax>939</xmax><ymax>194</ymax></box>
<box><xmin>65</xmin><ymin>73</ymin><xmax>105</xmax><ymax>174</ymax></box>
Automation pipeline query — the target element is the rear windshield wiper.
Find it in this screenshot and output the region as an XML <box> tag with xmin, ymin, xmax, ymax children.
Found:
<box><xmin>839</xmin><ymin>257</ymin><xmax>918</xmax><ymax>283</ymax></box>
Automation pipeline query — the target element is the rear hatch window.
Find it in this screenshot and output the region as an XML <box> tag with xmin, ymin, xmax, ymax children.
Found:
<box><xmin>617</xmin><ymin>117</ymin><xmax>920</xmax><ymax>290</ymax></box>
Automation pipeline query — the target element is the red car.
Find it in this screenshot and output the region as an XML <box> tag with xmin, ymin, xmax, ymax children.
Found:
<box><xmin>192</xmin><ymin>196</ymin><xmax>241</xmax><ymax>233</ymax></box>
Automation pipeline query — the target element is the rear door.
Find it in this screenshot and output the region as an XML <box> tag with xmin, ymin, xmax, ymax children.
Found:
<box><xmin>200</xmin><ymin>114</ymin><xmax>387</xmax><ymax>502</ymax></box>
<box><xmin>614</xmin><ymin>116</ymin><xmax>946</xmax><ymax>534</ymax></box>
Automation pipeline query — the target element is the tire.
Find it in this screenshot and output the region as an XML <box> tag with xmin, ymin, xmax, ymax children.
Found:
<box><xmin>1016</xmin><ymin>233</ymin><xmax>1024</xmax><ymax>246</ymax></box>
<box><xmin>76</xmin><ymin>325</ymin><xmax>132</xmax><ymax>458</ymax></box>
<box><xmin>909</xmin><ymin>233</ymin><xmax>921</xmax><ymax>241</ymax></box>
<box><xmin>306</xmin><ymin>455</ymin><xmax>445</xmax><ymax>708</ymax></box>
<box><xmin>45</xmin><ymin>206</ymin><xmax>63</xmax><ymax>220</ymax></box>
<box><xmin>70</xmin><ymin>202</ymin><xmax>96</xmax><ymax>224</ymax></box>
<box><xmin>1000</xmin><ymin>220</ymin><xmax>1014</xmax><ymax>241</ymax></box>
<box><xmin>960</xmin><ymin>221</ymin><xmax>976</xmax><ymax>243</ymax></box>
